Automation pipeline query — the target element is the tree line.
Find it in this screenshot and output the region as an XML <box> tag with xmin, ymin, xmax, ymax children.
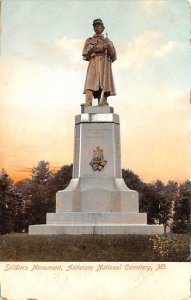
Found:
<box><xmin>0</xmin><ymin>160</ymin><xmax>190</xmax><ymax>234</ymax></box>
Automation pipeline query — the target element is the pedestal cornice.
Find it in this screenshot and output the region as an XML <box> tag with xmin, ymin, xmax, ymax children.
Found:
<box><xmin>75</xmin><ymin>113</ymin><xmax>119</xmax><ymax>124</ymax></box>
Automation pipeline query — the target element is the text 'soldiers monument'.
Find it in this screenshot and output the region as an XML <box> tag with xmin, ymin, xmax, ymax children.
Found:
<box><xmin>29</xmin><ymin>19</ymin><xmax>163</xmax><ymax>234</ymax></box>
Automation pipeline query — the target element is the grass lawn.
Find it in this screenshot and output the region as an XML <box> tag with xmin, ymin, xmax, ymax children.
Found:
<box><xmin>0</xmin><ymin>233</ymin><xmax>190</xmax><ymax>262</ymax></box>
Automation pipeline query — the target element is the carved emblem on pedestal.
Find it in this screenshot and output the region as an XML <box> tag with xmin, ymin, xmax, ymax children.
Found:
<box><xmin>89</xmin><ymin>146</ymin><xmax>107</xmax><ymax>171</ymax></box>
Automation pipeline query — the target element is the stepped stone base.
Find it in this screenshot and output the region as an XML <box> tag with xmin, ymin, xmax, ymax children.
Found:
<box><xmin>46</xmin><ymin>212</ymin><xmax>147</xmax><ymax>224</ymax></box>
<box><xmin>29</xmin><ymin>176</ymin><xmax>164</xmax><ymax>235</ymax></box>
<box><xmin>29</xmin><ymin>224</ymin><xmax>163</xmax><ymax>235</ymax></box>
<box><xmin>29</xmin><ymin>106</ymin><xmax>164</xmax><ymax>235</ymax></box>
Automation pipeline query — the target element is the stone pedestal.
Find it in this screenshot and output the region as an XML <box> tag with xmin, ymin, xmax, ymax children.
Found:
<box><xmin>29</xmin><ymin>106</ymin><xmax>163</xmax><ymax>235</ymax></box>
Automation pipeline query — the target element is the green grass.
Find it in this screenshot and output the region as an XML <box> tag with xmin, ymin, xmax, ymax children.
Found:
<box><xmin>0</xmin><ymin>233</ymin><xmax>190</xmax><ymax>262</ymax></box>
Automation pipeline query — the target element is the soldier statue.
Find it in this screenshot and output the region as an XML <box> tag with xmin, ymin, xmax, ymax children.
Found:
<box><xmin>82</xmin><ymin>19</ymin><xmax>116</xmax><ymax>107</ymax></box>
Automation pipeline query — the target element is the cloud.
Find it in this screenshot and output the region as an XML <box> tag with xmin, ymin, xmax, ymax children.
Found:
<box><xmin>34</xmin><ymin>36</ymin><xmax>85</xmax><ymax>69</ymax></box>
<box><xmin>14</xmin><ymin>167</ymin><xmax>33</xmax><ymax>173</ymax></box>
<box><xmin>54</xmin><ymin>36</ymin><xmax>84</xmax><ymax>63</ymax></box>
<box><xmin>117</xmin><ymin>31</ymin><xmax>175</xmax><ymax>69</ymax></box>
<box><xmin>153</xmin><ymin>41</ymin><xmax>174</xmax><ymax>57</ymax></box>
<box><xmin>144</xmin><ymin>0</ymin><xmax>167</xmax><ymax>13</ymax></box>
<box><xmin>8</xmin><ymin>35</ymin><xmax>85</xmax><ymax>71</ymax></box>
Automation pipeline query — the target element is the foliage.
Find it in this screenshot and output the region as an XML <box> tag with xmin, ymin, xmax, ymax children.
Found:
<box><xmin>0</xmin><ymin>169</ymin><xmax>24</xmax><ymax>234</ymax></box>
<box><xmin>121</xmin><ymin>172</ymin><xmax>176</xmax><ymax>230</ymax></box>
<box><xmin>137</xmin><ymin>180</ymin><xmax>178</xmax><ymax>232</ymax></box>
<box><xmin>49</xmin><ymin>164</ymin><xmax>73</xmax><ymax>194</ymax></box>
<box><xmin>171</xmin><ymin>180</ymin><xmax>191</xmax><ymax>234</ymax></box>
<box><xmin>149</xmin><ymin>234</ymin><xmax>190</xmax><ymax>261</ymax></box>
<box><xmin>160</xmin><ymin>181</ymin><xmax>178</xmax><ymax>233</ymax></box>
<box><xmin>31</xmin><ymin>160</ymin><xmax>53</xmax><ymax>184</ymax></box>
<box><xmin>18</xmin><ymin>161</ymin><xmax>55</xmax><ymax>229</ymax></box>
<box><xmin>139</xmin><ymin>182</ymin><xmax>160</xmax><ymax>224</ymax></box>
<box><xmin>14</xmin><ymin>162</ymin><xmax>73</xmax><ymax>230</ymax></box>
<box><xmin>122</xmin><ymin>169</ymin><xmax>144</xmax><ymax>191</ymax></box>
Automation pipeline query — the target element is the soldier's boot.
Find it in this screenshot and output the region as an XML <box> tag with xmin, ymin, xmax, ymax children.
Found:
<box><xmin>81</xmin><ymin>89</ymin><xmax>93</xmax><ymax>107</ymax></box>
<box><xmin>99</xmin><ymin>94</ymin><xmax>109</xmax><ymax>106</ymax></box>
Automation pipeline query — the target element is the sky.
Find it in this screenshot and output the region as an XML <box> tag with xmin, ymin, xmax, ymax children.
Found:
<box><xmin>0</xmin><ymin>0</ymin><xmax>191</xmax><ymax>183</ymax></box>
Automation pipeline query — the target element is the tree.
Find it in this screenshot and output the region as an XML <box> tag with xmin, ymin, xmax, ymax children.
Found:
<box><xmin>140</xmin><ymin>182</ymin><xmax>159</xmax><ymax>224</ymax></box>
<box><xmin>16</xmin><ymin>162</ymin><xmax>73</xmax><ymax>230</ymax></box>
<box><xmin>172</xmin><ymin>180</ymin><xmax>191</xmax><ymax>234</ymax></box>
<box><xmin>50</xmin><ymin>164</ymin><xmax>73</xmax><ymax>192</ymax></box>
<box><xmin>0</xmin><ymin>169</ymin><xmax>12</xmax><ymax>233</ymax></box>
<box><xmin>122</xmin><ymin>169</ymin><xmax>143</xmax><ymax>191</ymax></box>
<box><xmin>139</xmin><ymin>180</ymin><xmax>176</xmax><ymax>232</ymax></box>
<box><xmin>20</xmin><ymin>161</ymin><xmax>55</xmax><ymax>229</ymax></box>
<box><xmin>160</xmin><ymin>181</ymin><xmax>178</xmax><ymax>233</ymax></box>
<box><xmin>31</xmin><ymin>160</ymin><xmax>53</xmax><ymax>184</ymax></box>
<box><xmin>154</xmin><ymin>180</ymin><xmax>166</xmax><ymax>226</ymax></box>
<box><xmin>0</xmin><ymin>169</ymin><xmax>24</xmax><ymax>233</ymax></box>
<box><xmin>122</xmin><ymin>170</ymin><xmax>162</xmax><ymax>224</ymax></box>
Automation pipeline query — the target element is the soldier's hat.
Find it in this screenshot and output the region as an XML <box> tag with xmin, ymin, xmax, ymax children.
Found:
<box><xmin>93</xmin><ymin>18</ymin><xmax>105</xmax><ymax>29</ymax></box>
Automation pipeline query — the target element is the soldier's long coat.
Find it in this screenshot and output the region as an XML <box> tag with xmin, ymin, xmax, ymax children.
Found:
<box><xmin>82</xmin><ymin>33</ymin><xmax>116</xmax><ymax>98</ymax></box>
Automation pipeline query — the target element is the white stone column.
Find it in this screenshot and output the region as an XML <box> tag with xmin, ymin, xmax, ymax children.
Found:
<box><xmin>73</xmin><ymin>106</ymin><xmax>122</xmax><ymax>178</ymax></box>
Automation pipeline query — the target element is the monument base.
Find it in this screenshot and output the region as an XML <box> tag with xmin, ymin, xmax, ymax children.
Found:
<box><xmin>29</xmin><ymin>224</ymin><xmax>163</xmax><ymax>235</ymax></box>
<box><xmin>29</xmin><ymin>177</ymin><xmax>164</xmax><ymax>235</ymax></box>
<box><xmin>29</xmin><ymin>106</ymin><xmax>164</xmax><ymax>235</ymax></box>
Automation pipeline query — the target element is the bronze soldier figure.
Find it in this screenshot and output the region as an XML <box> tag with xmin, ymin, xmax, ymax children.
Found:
<box><xmin>82</xmin><ymin>19</ymin><xmax>116</xmax><ymax>107</ymax></box>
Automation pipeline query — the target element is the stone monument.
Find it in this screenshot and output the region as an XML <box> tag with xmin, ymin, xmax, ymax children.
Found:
<box><xmin>29</xmin><ymin>19</ymin><xmax>163</xmax><ymax>235</ymax></box>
